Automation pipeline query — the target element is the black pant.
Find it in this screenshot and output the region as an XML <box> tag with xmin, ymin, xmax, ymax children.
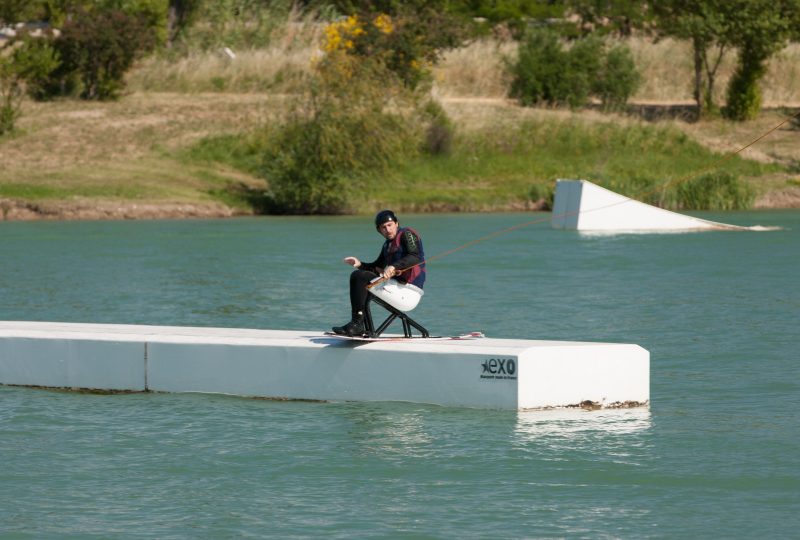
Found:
<box><xmin>349</xmin><ymin>269</ymin><xmax>378</xmax><ymax>317</ymax></box>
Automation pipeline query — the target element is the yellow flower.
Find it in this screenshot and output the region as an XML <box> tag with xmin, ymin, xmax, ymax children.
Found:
<box><xmin>323</xmin><ymin>16</ymin><xmax>365</xmax><ymax>52</ymax></box>
<box><xmin>345</xmin><ymin>15</ymin><xmax>365</xmax><ymax>37</ymax></box>
<box><xmin>323</xmin><ymin>24</ymin><xmax>342</xmax><ymax>53</ymax></box>
<box><xmin>373</xmin><ymin>14</ymin><xmax>393</xmax><ymax>34</ymax></box>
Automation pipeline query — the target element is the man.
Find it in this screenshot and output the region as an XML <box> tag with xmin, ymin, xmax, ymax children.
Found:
<box><xmin>332</xmin><ymin>209</ymin><xmax>426</xmax><ymax>337</ymax></box>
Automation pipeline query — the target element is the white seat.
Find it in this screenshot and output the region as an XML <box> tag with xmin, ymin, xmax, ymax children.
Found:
<box><xmin>368</xmin><ymin>278</ymin><xmax>424</xmax><ymax>312</ymax></box>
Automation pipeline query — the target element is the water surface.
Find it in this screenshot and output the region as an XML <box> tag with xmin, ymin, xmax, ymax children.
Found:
<box><xmin>1</xmin><ymin>211</ymin><xmax>798</xmax><ymax>538</ymax></box>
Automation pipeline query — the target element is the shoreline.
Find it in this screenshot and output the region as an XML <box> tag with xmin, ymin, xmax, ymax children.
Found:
<box><xmin>0</xmin><ymin>199</ymin><xmax>242</xmax><ymax>221</ymax></box>
<box><xmin>2</xmin><ymin>190</ymin><xmax>799</xmax><ymax>221</ymax></box>
<box><xmin>3</xmin><ymin>92</ymin><xmax>798</xmax><ymax>222</ymax></box>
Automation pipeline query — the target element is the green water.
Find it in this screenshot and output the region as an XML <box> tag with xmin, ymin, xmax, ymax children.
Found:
<box><xmin>1</xmin><ymin>212</ymin><xmax>798</xmax><ymax>538</ymax></box>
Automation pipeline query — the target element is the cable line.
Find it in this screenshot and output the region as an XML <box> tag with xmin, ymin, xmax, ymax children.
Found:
<box><xmin>374</xmin><ymin>108</ymin><xmax>800</xmax><ymax>287</ymax></box>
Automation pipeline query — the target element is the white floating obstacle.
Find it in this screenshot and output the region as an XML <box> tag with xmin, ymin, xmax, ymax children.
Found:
<box><xmin>551</xmin><ymin>179</ymin><xmax>750</xmax><ymax>232</ymax></box>
<box><xmin>0</xmin><ymin>321</ymin><xmax>649</xmax><ymax>410</ymax></box>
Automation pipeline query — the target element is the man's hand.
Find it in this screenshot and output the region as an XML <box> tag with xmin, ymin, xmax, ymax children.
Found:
<box><xmin>381</xmin><ymin>265</ymin><xmax>396</xmax><ymax>279</ymax></box>
<box><xmin>343</xmin><ymin>256</ymin><xmax>361</xmax><ymax>267</ymax></box>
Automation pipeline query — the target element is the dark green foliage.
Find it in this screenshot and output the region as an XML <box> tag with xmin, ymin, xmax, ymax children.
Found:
<box><xmin>563</xmin><ymin>35</ymin><xmax>602</xmax><ymax>108</ymax></box>
<box><xmin>166</xmin><ymin>0</ymin><xmax>203</xmax><ymax>46</ymax></box>
<box><xmin>446</xmin><ymin>0</ymin><xmax>567</xmax><ymax>38</ymax></box>
<box><xmin>718</xmin><ymin>0</ymin><xmax>798</xmax><ymax>120</ymax></box>
<box><xmin>0</xmin><ymin>36</ymin><xmax>60</xmax><ymax>134</ymax></box>
<box><xmin>261</xmin><ymin>119</ymin><xmax>355</xmax><ymax>214</ymax></box>
<box><xmin>593</xmin><ymin>44</ymin><xmax>641</xmax><ymax>111</ymax></box>
<box><xmin>510</xmin><ymin>29</ymin><xmax>639</xmax><ymax>111</ymax></box>
<box><xmin>261</xmin><ymin>108</ymin><xmax>417</xmax><ymax>214</ymax></box>
<box><xmin>599</xmin><ymin>171</ymin><xmax>755</xmax><ymax>211</ymax></box>
<box><xmin>565</xmin><ymin>0</ymin><xmax>651</xmax><ymax>36</ymax></box>
<box><xmin>673</xmin><ymin>171</ymin><xmax>755</xmax><ymax>210</ymax></box>
<box><xmin>508</xmin><ymin>29</ymin><xmax>569</xmax><ymax>107</ymax></box>
<box><xmin>724</xmin><ymin>54</ymin><xmax>765</xmax><ymax>121</ymax></box>
<box><xmin>0</xmin><ymin>100</ymin><xmax>15</xmax><ymax>135</ymax></box>
<box><xmin>0</xmin><ymin>0</ymin><xmax>38</xmax><ymax>23</ymax></box>
<box><xmin>528</xmin><ymin>182</ymin><xmax>554</xmax><ymax>209</ymax></box>
<box><xmin>422</xmin><ymin>100</ymin><xmax>453</xmax><ymax>156</ymax></box>
<box><xmin>20</xmin><ymin>38</ymin><xmax>63</xmax><ymax>101</ymax></box>
<box><xmin>171</xmin><ymin>0</ymin><xmax>295</xmax><ymax>52</ymax></box>
<box><xmin>55</xmin><ymin>8</ymin><xmax>156</xmax><ymax>100</ymax></box>
<box><xmin>260</xmin><ymin>55</ymin><xmax>420</xmax><ymax>214</ymax></box>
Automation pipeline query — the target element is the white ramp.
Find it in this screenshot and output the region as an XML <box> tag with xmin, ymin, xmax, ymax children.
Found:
<box><xmin>0</xmin><ymin>321</ymin><xmax>649</xmax><ymax>411</ymax></box>
<box><xmin>551</xmin><ymin>179</ymin><xmax>749</xmax><ymax>232</ymax></box>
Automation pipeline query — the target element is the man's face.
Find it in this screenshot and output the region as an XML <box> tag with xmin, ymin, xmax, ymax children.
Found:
<box><xmin>378</xmin><ymin>220</ymin><xmax>398</xmax><ymax>240</ymax></box>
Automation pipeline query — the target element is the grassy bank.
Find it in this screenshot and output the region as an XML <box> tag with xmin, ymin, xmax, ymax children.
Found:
<box><xmin>2</xmin><ymin>33</ymin><xmax>800</xmax><ymax>218</ymax></box>
<box><xmin>181</xmin><ymin>99</ymin><xmax>790</xmax><ymax>213</ymax></box>
<box><xmin>1</xmin><ymin>92</ymin><xmax>797</xmax><ymax>219</ymax></box>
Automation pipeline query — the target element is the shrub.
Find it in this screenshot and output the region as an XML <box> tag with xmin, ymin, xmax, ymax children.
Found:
<box><xmin>421</xmin><ymin>99</ymin><xmax>453</xmax><ymax>156</ymax></box>
<box><xmin>56</xmin><ymin>8</ymin><xmax>156</xmax><ymax>100</ymax></box>
<box><xmin>20</xmin><ymin>38</ymin><xmax>62</xmax><ymax>101</ymax></box>
<box><xmin>0</xmin><ymin>37</ymin><xmax>60</xmax><ymax>134</ymax></box>
<box><xmin>509</xmin><ymin>29</ymin><xmax>605</xmax><ymax>110</ymax></box>
<box><xmin>323</xmin><ymin>9</ymin><xmax>462</xmax><ymax>90</ymax></box>
<box><xmin>508</xmin><ymin>29</ymin><xmax>565</xmax><ymax>106</ymax></box>
<box><xmin>259</xmin><ymin>8</ymin><xmax>459</xmax><ymax>214</ymax></box>
<box><xmin>261</xmin><ymin>52</ymin><xmax>421</xmax><ymax>214</ymax></box>
<box><xmin>562</xmin><ymin>35</ymin><xmax>602</xmax><ymax>109</ymax></box>
<box><xmin>510</xmin><ymin>30</ymin><xmax>640</xmax><ymax>111</ymax></box>
<box><xmin>593</xmin><ymin>44</ymin><xmax>641</xmax><ymax>112</ymax></box>
<box><xmin>723</xmin><ymin>54</ymin><xmax>765</xmax><ymax>121</ymax></box>
<box><xmin>528</xmin><ymin>182</ymin><xmax>555</xmax><ymax>209</ymax></box>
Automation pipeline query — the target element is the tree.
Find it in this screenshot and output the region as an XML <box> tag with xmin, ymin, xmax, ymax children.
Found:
<box><xmin>655</xmin><ymin>0</ymin><xmax>800</xmax><ymax>120</ymax></box>
<box><xmin>322</xmin><ymin>6</ymin><xmax>463</xmax><ymax>90</ymax></box>
<box><xmin>722</xmin><ymin>0</ymin><xmax>800</xmax><ymax>120</ymax></box>
<box><xmin>166</xmin><ymin>0</ymin><xmax>202</xmax><ymax>47</ymax></box>
<box><xmin>447</xmin><ymin>0</ymin><xmax>567</xmax><ymax>37</ymax></box>
<box><xmin>0</xmin><ymin>37</ymin><xmax>60</xmax><ymax>134</ymax></box>
<box><xmin>262</xmin><ymin>5</ymin><xmax>462</xmax><ymax>213</ymax></box>
<box><xmin>56</xmin><ymin>8</ymin><xmax>156</xmax><ymax>100</ymax></box>
<box><xmin>653</xmin><ymin>0</ymin><xmax>731</xmax><ymax>117</ymax></box>
<box><xmin>0</xmin><ymin>0</ymin><xmax>39</xmax><ymax>24</ymax></box>
<box><xmin>565</xmin><ymin>0</ymin><xmax>650</xmax><ymax>37</ymax></box>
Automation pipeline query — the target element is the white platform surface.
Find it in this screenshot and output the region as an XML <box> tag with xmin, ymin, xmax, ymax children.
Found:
<box><xmin>0</xmin><ymin>321</ymin><xmax>649</xmax><ymax>410</ymax></box>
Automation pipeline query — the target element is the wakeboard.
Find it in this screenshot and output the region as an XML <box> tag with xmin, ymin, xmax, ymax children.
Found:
<box><xmin>323</xmin><ymin>331</ymin><xmax>484</xmax><ymax>342</ymax></box>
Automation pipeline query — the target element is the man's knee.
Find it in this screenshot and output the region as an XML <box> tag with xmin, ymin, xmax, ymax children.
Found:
<box><xmin>350</xmin><ymin>269</ymin><xmax>375</xmax><ymax>286</ymax></box>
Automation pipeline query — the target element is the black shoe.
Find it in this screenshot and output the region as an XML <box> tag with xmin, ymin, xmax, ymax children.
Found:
<box><xmin>332</xmin><ymin>316</ymin><xmax>366</xmax><ymax>337</ymax></box>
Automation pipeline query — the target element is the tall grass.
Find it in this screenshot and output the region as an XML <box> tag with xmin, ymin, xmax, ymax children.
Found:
<box><xmin>127</xmin><ymin>11</ymin><xmax>321</xmax><ymax>94</ymax></box>
<box><xmin>129</xmin><ymin>29</ymin><xmax>800</xmax><ymax>107</ymax></box>
<box><xmin>128</xmin><ymin>48</ymin><xmax>312</xmax><ymax>93</ymax></box>
<box><xmin>671</xmin><ymin>172</ymin><xmax>756</xmax><ymax>210</ymax></box>
<box><xmin>432</xmin><ymin>39</ymin><xmax>515</xmax><ymax>98</ymax></box>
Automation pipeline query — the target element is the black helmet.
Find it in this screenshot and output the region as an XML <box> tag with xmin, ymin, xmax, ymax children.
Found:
<box><xmin>374</xmin><ymin>209</ymin><xmax>398</xmax><ymax>229</ymax></box>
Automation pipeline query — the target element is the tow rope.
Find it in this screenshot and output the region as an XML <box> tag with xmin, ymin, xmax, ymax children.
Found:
<box><xmin>368</xmin><ymin>108</ymin><xmax>800</xmax><ymax>289</ymax></box>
